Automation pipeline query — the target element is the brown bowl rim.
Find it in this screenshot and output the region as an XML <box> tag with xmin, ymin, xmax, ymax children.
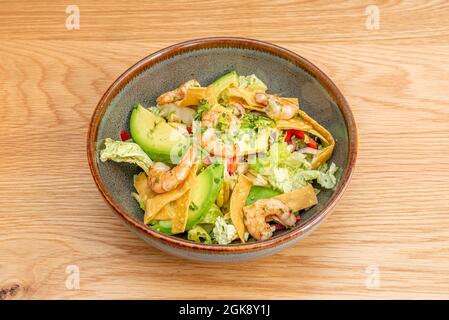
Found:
<box><xmin>87</xmin><ymin>37</ymin><xmax>358</xmax><ymax>254</ymax></box>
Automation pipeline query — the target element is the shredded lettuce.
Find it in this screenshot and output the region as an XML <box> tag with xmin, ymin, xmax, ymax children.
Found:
<box><xmin>188</xmin><ymin>204</ymin><xmax>223</xmax><ymax>244</ymax></box>
<box><xmin>147</xmin><ymin>105</ymin><xmax>162</xmax><ymax>117</ymax></box>
<box><xmin>187</xmin><ymin>225</ymin><xmax>212</xmax><ymax>244</ymax></box>
<box><xmin>198</xmin><ymin>204</ymin><xmax>223</xmax><ymax>225</ymax></box>
<box><xmin>316</xmin><ymin>162</ymin><xmax>339</xmax><ymax>189</ymax></box>
<box><xmin>99</xmin><ymin>138</ymin><xmax>153</xmax><ymax>174</ymax></box>
<box><xmin>212</xmin><ymin>217</ymin><xmax>238</xmax><ymax>244</ymax></box>
<box><xmin>249</xmin><ymin>142</ymin><xmax>339</xmax><ymax>192</ymax></box>
<box><xmin>238</xmin><ymin>74</ymin><xmax>268</xmax><ymax>93</ymax></box>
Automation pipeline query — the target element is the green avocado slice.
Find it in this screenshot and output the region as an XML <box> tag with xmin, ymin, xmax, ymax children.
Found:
<box><xmin>130</xmin><ymin>104</ymin><xmax>188</xmax><ymax>164</ymax></box>
<box><xmin>245</xmin><ymin>186</ymin><xmax>282</xmax><ymax>206</ymax></box>
<box><xmin>208</xmin><ymin>71</ymin><xmax>238</xmax><ymax>98</ymax></box>
<box><xmin>150</xmin><ymin>163</ymin><xmax>224</xmax><ymax>235</ymax></box>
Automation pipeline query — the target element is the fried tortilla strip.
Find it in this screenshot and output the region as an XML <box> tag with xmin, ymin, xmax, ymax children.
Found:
<box><xmin>144</xmin><ymin>164</ymin><xmax>198</xmax><ymax>225</ymax></box>
<box><xmin>152</xmin><ymin>204</ymin><xmax>175</xmax><ymax>221</ymax></box>
<box><xmin>170</xmin><ymin>188</ymin><xmax>193</xmax><ymax>234</ymax></box>
<box><xmin>276</xmin><ymin>118</ymin><xmax>327</xmax><ymax>143</ymax></box>
<box><xmin>224</xmin><ymin>88</ymin><xmax>265</xmax><ymax>111</ymax></box>
<box><xmin>281</xmin><ymin>97</ymin><xmax>300</xmax><ymax>106</ymax></box>
<box><xmin>177</xmin><ymin>87</ymin><xmax>206</xmax><ymax>107</ymax></box>
<box><xmin>226</xmin><ymin>89</ymin><xmax>300</xmax><ymax>115</ymax></box>
<box><xmin>151</xmin><ymin>196</ymin><xmax>188</xmax><ymax>230</ymax></box>
<box><xmin>133</xmin><ymin>172</ymin><xmax>156</xmax><ymax>206</ymax></box>
<box><xmin>230</xmin><ymin>175</ymin><xmax>253</xmax><ymax>243</ymax></box>
<box><xmin>276</xmin><ymin>109</ymin><xmax>335</xmax><ymax>169</ymax></box>
<box><xmin>275</xmin><ymin>184</ymin><xmax>317</xmax><ymax>212</ymax></box>
<box><xmin>177</xmin><ymin>86</ymin><xmax>217</xmax><ymax>107</ymax></box>
<box><xmin>229</xmin><ymin>98</ymin><xmax>265</xmax><ymax>112</ymax></box>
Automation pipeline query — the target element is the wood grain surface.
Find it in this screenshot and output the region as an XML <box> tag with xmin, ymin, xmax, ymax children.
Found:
<box><xmin>1</xmin><ymin>0</ymin><xmax>449</xmax><ymax>299</ymax></box>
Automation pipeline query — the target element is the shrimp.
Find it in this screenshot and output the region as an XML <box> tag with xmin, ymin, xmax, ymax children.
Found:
<box><xmin>156</xmin><ymin>79</ymin><xmax>200</xmax><ymax>105</ymax></box>
<box><xmin>201</xmin><ymin>128</ymin><xmax>238</xmax><ymax>158</ymax></box>
<box><xmin>228</xmin><ymin>102</ymin><xmax>246</xmax><ymax>117</ymax></box>
<box><xmin>254</xmin><ymin>93</ymin><xmax>298</xmax><ymax>120</ymax></box>
<box><xmin>147</xmin><ymin>145</ymin><xmax>197</xmax><ymax>193</ymax></box>
<box><xmin>201</xmin><ymin>108</ymin><xmax>240</xmax><ymax>134</ymax></box>
<box><xmin>254</xmin><ymin>93</ymin><xmax>269</xmax><ymax>105</ymax></box>
<box><xmin>243</xmin><ymin>198</ymin><xmax>296</xmax><ymax>241</ymax></box>
<box><xmin>200</xmin><ymin>108</ymin><xmax>240</xmax><ymax>157</ymax></box>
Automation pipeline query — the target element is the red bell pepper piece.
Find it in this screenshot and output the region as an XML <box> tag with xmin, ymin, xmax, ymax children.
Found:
<box><xmin>120</xmin><ymin>129</ymin><xmax>131</xmax><ymax>141</ymax></box>
<box><xmin>284</xmin><ymin>129</ymin><xmax>317</xmax><ymax>149</ymax></box>
<box><xmin>284</xmin><ymin>129</ymin><xmax>304</xmax><ymax>143</ymax></box>
<box><xmin>306</xmin><ymin>138</ymin><xmax>318</xmax><ymax>149</ymax></box>
<box><xmin>227</xmin><ymin>156</ymin><xmax>238</xmax><ymax>176</ymax></box>
<box><xmin>284</xmin><ymin>130</ymin><xmax>294</xmax><ymax>143</ymax></box>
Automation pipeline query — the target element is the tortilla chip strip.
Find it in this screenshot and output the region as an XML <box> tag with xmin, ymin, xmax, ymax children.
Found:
<box><xmin>230</xmin><ymin>175</ymin><xmax>253</xmax><ymax>243</ymax></box>
<box><xmin>144</xmin><ymin>164</ymin><xmax>198</xmax><ymax>225</ymax></box>
<box><xmin>177</xmin><ymin>86</ymin><xmax>217</xmax><ymax>107</ymax></box>
<box><xmin>177</xmin><ymin>87</ymin><xmax>205</xmax><ymax>107</ymax></box>
<box><xmin>151</xmin><ymin>191</ymin><xmax>191</xmax><ymax>232</ymax></box>
<box><xmin>282</xmin><ymin>97</ymin><xmax>300</xmax><ymax>106</ymax></box>
<box><xmin>230</xmin><ymin>99</ymin><xmax>265</xmax><ymax>112</ymax></box>
<box><xmin>170</xmin><ymin>188</ymin><xmax>192</xmax><ymax>234</ymax></box>
<box><xmin>275</xmin><ymin>184</ymin><xmax>317</xmax><ymax>212</ymax></box>
<box><xmin>225</xmin><ymin>89</ymin><xmax>300</xmax><ymax>112</ymax></box>
<box><xmin>276</xmin><ymin>110</ymin><xmax>335</xmax><ymax>169</ymax></box>
<box><xmin>224</xmin><ymin>88</ymin><xmax>265</xmax><ymax>112</ymax></box>
<box><xmin>152</xmin><ymin>205</ymin><xmax>175</xmax><ymax>221</ymax></box>
<box><xmin>134</xmin><ymin>172</ymin><xmax>157</xmax><ymax>203</ymax></box>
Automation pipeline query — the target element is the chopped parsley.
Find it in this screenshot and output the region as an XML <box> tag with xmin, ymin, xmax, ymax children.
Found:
<box><xmin>189</xmin><ymin>202</ymin><xmax>199</xmax><ymax>211</ymax></box>
<box><xmin>193</xmin><ymin>99</ymin><xmax>211</xmax><ymax>121</ymax></box>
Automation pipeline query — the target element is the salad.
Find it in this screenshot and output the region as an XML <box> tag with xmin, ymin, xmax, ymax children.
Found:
<box><xmin>100</xmin><ymin>71</ymin><xmax>338</xmax><ymax>244</ymax></box>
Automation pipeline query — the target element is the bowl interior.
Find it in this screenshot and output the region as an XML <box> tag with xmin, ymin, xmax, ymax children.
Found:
<box><xmin>95</xmin><ymin>45</ymin><xmax>349</xmax><ymax>243</ymax></box>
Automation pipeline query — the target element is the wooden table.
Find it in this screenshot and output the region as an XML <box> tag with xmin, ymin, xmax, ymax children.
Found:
<box><xmin>1</xmin><ymin>0</ymin><xmax>449</xmax><ymax>300</ymax></box>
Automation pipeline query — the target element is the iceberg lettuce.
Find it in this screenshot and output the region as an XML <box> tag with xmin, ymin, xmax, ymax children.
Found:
<box><xmin>187</xmin><ymin>225</ymin><xmax>212</xmax><ymax>244</ymax></box>
<box><xmin>198</xmin><ymin>204</ymin><xmax>223</xmax><ymax>225</ymax></box>
<box><xmin>99</xmin><ymin>138</ymin><xmax>153</xmax><ymax>174</ymax></box>
<box><xmin>249</xmin><ymin>142</ymin><xmax>339</xmax><ymax>192</ymax></box>
<box><xmin>187</xmin><ymin>204</ymin><xmax>223</xmax><ymax>244</ymax></box>
<box><xmin>238</xmin><ymin>74</ymin><xmax>268</xmax><ymax>93</ymax></box>
<box><xmin>212</xmin><ymin>217</ymin><xmax>238</xmax><ymax>245</ymax></box>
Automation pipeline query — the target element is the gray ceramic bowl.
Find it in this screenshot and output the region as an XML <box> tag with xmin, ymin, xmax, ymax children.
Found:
<box><xmin>87</xmin><ymin>37</ymin><xmax>357</xmax><ymax>262</ymax></box>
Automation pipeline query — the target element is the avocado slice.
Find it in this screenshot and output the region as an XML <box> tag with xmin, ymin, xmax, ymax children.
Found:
<box><xmin>235</xmin><ymin>129</ymin><xmax>270</xmax><ymax>155</ymax></box>
<box><xmin>245</xmin><ymin>186</ymin><xmax>282</xmax><ymax>206</ymax></box>
<box><xmin>130</xmin><ymin>104</ymin><xmax>189</xmax><ymax>164</ymax></box>
<box><xmin>150</xmin><ymin>163</ymin><xmax>224</xmax><ymax>235</ymax></box>
<box><xmin>208</xmin><ymin>71</ymin><xmax>238</xmax><ymax>98</ymax></box>
<box><xmin>239</xmin><ymin>74</ymin><xmax>268</xmax><ymax>93</ymax></box>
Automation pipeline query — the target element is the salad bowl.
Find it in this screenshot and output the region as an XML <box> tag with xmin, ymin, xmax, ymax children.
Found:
<box><xmin>87</xmin><ymin>37</ymin><xmax>357</xmax><ymax>262</ymax></box>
